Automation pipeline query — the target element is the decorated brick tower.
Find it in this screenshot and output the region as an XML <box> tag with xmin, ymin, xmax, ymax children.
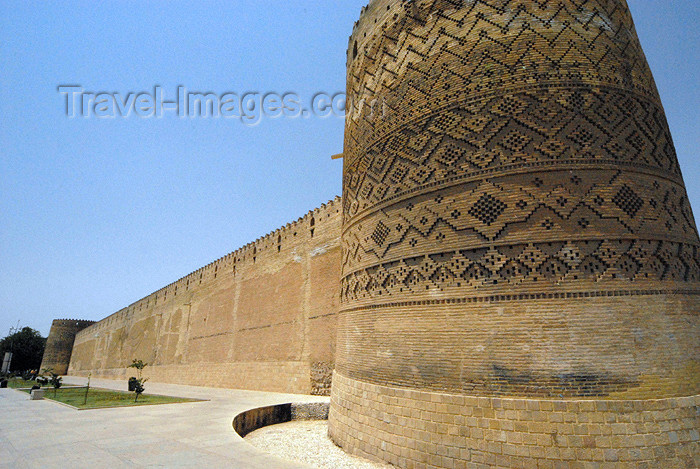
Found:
<box><xmin>329</xmin><ymin>1</ymin><xmax>700</xmax><ymax>467</ymax></box>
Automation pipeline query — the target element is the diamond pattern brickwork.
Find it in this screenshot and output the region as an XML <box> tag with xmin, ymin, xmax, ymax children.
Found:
<box><xmin>334</xmin><ymin>0</ymin><xmax>700</xmax><ymax>423</ymax></box>
<box><xmin>331</xmin><ymin>1</ymin><xmax>700</xmax><ymax>467</ymax></box>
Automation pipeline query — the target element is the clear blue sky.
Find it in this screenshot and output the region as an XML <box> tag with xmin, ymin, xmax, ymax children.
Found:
<box><xmin>1</xmin><ymin>1</ymin><xmax>698</xmax><ymax>337</ymax></box>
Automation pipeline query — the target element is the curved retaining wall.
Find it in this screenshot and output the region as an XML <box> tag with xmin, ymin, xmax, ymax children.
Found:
<box><xmin>330</xmin><ymin>372</ymin><xmax>700</xmax><ymax>467</ymax></box>
<box><xmin>233</xmin><ymin>402</ymin><xmax>329</xmax><ymax>438</ymax></box>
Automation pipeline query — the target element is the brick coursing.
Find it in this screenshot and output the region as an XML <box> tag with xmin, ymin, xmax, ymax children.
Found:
<box><xmin>329</xmin><ymin>372</ymin><xmax>700</xmax><ymax>468</ymax></box>
<box><xmin>331</xmin><ymin>0</ymin><xmax>700</xmax><ymax>466</ymax></box>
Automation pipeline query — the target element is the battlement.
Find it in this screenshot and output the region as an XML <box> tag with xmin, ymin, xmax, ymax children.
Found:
<box><xmin>76</xmin><ymin>196</ymin><xmax>342</xmax><ymax>340</ymax></box>
<box><xmin>348</xmin><ymin>0</ymin><xmax>401</xmax><ymax>65</ymax></box>
<box><xmin>41</xmin><ymin>318</ymin><xmax>96</xmax><ymax>374</ymax></box>
<box><xmin>51</xmin><ymin>319</ymin><xmax>96</xmax><ymax>327</ymax></box>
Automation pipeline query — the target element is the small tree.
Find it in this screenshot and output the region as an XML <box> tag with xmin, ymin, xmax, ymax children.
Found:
<box><xmin>127</xmin><ymin>359</ymin><xmax>148</xmax><ymax>402</ymax></box>
<box><xmin>82</xmin><ymin>373</ymin><xmax>92</xmax><ymax>405</ymax></box>
<box><xmin>42</xmin><ymin>368</ymin><xmax>62</xmax><ymax>397</ymax></box>
<box><xmin>133</xmin><ymin>379</ymin><xmax>146</xmax><ymax>402</ymax></box>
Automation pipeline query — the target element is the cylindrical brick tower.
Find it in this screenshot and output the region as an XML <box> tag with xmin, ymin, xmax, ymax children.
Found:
<box><xmin>330</xmin><ymin>1</ymin><xmax>700</xmax><ymax>467</ymax></box>
<box><xmin>40</xmin><ymin>319</ymin><xmax>95</xmax><ymax>375</ymax></box>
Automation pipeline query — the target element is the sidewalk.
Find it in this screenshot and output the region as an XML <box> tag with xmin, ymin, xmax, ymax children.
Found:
<box><xmin>0</xmin><ymin>376</ymin><xmax>329</xmax><ymax>468</ymax></box>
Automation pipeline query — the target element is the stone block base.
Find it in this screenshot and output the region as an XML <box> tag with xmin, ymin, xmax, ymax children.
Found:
<box><xmin>328</xmin><ymin>372</ymin><xmax>700</xmax><ymax>468</ymax></box>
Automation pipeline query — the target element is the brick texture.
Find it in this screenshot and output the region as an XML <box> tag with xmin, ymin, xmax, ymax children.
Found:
<box><xmin>331</xmin><ymin>0</ymin><xmax>700</xmax><ymax>467</ymax></box>
<box><xmin>330</xmin><ymin>372</ymin><xmax>700</xmax><ymax>468</ymax></box>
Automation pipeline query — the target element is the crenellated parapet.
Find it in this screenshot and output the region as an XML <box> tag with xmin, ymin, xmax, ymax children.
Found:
<box><xmin>347</xmin><ymin>0</ymin><xmax>401</xmax><ymax>65</ymax></box>
<box><xmin>75</xmin><ymin>197</ymin><xmax>342</xmax><ymax>341</ymax></box>
<box><xmin>66</xmin><ymin>197</ymin><xmax>343</xmax><ymax>395</ymax></box>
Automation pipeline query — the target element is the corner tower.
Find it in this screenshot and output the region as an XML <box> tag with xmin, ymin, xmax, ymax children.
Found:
<box><xmin>40</xmin><ymin>319</ymin><xmax>95</xmax><ymax>375</ymax></box>
<box><xmin>330</xmin><ymin>1</ymin><xmax>700</xmax><ymax>467</ymax></box>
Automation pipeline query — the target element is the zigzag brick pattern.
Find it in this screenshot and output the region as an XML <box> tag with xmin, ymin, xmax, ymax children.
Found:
<box><xmin>330</xmin><ymin>0</ymin><xmax>700</xmax><ymax>467</ymax></box>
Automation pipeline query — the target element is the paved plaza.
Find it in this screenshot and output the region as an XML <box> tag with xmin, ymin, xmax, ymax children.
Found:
<box><xmin>0</xmin><ymin>376</ymin><xmax>329</xmax><ymax>468</ymax></box>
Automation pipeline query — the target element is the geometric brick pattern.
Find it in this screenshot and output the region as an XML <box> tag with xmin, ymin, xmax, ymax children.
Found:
<box><xmin>337</xmin><ymin>0</ymin><xmax>700</xmax><ymax>398</ymax></box>
<box><xmin>341</xmin><ymin>240</ymin><xmax>700</xmax><ymax>302</ymax></box>
<box><xmin>342</xmin><ymin>169</ymin><xmax>698</xmax><ymax>275</ymax></box>
<box><xmin>468</xmin><ymin>194</ymin><xmax>507</xmax><ymax>226</ymax></box>
<box><xmin>613</xmin><ymin>185</ymin><xmax>644</xmax><ymax>218</ymax></box>
<box><xmin>343</xmin><ymin>88</ymin><xmax>683</xmax><ymax>224</ymax></box>
<box><xmin>332</xmin><ymin>0</ymin><xmax>700</xmax><ymax>467</ymax></box>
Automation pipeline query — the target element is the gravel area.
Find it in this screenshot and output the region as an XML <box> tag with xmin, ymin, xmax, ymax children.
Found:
<box><xmin>245</xmin><ymin>420</ymin><xmax>393</xmax><ymax>469</ymax></box>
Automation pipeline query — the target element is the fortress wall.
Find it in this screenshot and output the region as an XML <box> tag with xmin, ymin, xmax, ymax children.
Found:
<box><xmin>67</xmin><ymin>197</ymin><xmax>342</xmax><ymax>395</ymax></box>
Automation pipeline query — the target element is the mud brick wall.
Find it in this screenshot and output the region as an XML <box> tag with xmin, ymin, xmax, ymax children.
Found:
<box><xmin>64</xmin><ymin>198</ymin><xmax>341</xmax><ymax>395</ymax></box>
<box><xmin>330</xmin><ymin>0</ymin><xmax>700</xmax><ymax>467</ymax></box>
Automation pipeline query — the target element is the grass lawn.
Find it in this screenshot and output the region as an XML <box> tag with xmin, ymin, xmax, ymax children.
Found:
<box><xmin>20</xmin><ymin>386</ymin><xmax>201</xmax><ymax>409</ymax></box>
<box><xmin>6</xmin><ymin>378</ymin><xmax>53</xmax><ymax>389</ymax></box>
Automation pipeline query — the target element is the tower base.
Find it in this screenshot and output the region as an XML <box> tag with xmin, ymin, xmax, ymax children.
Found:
<box><xmin>329</xmin><ymin>372</ymin><xmax>700</xmax><ymax>468</ymax></box>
